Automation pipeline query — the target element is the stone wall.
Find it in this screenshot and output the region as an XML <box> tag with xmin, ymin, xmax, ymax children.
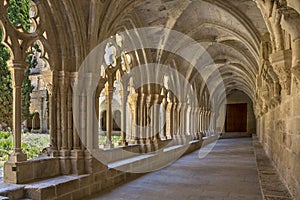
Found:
<box><xmin>257</xmin><ymin>91</ymin><xmax>300</xmax><ymax>199</ymax></box>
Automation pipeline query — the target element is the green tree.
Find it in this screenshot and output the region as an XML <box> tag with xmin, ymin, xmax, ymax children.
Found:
<box><xmin>0</xmin><ymin>30</ymin><xmax>13</xmax><ymax>128</ymax></box>
<box><xmin>0</xmin><ymin>0</ymin><xmax>32</xmax><ymax>129</ymax></box>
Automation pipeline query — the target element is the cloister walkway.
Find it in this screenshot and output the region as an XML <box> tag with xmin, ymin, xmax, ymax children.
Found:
<box><xmin>92</xmin><ymin>138</ymin><xmax>263</xmax><ymax>200</ymax></box>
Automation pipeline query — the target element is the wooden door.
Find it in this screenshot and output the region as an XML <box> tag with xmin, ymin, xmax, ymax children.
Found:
<box><xmin>225</xmin><ymin>103</ymin><xmax>247</xmax><ymax>132</ymax></box>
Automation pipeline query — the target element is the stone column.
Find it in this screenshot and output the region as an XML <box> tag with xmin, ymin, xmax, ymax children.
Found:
<box><xmin>207</xmin><ymin>111</ymin><xmax>211</xmax><ymax>136</ymax></box>
<box><xmin>59</xmin><ymin>73</ymin><xmax>69</xmax><ymax>151</ymax></box>
<box><xmin>70</xmin><ymin>72</ymin><xmax>81</xmax><ymax>151</ymax></box>
<box><xmin>160</xmin><ymin>97</ymin><xmax>167</xmax><ymax>140</ymax></box>
<box><xmin>166</xmin><ymin>101</ymin><xmax>173</xmax><ymax>139</ymax></box>
<box><xmin>172</xmin><ymin>101</ymin><xmax>178</xmax><ymax>136</ymax></box>
<box><xmin>39</xmin><ymin>98</ymin><xmax>44</xmax><ymax>133</ymax></box>
<box><xmin>8</xmin><ymin>66</ymin><xmax>27</xmax><ymax>162</ymax></box>
<box><xmin>153</xmin><ymin>94</ymin><xmax>163</xmax><ymax>139</ymax></box>
<box><xmin>120</xmin><ymin>90</ymin><xmax>128</xmax><ymax>146</ymax></box>
<box><xmin>141</xmin><ymin>93</ymin><xmax>147</xmax><ymax>141</ymax></box>
<box><xmin>128</xmin><ymin>93</ymin><xmax>138</xmax><ymax>142</ymax></box>
<box><xmin>105</xmin><ymin>87</ymin><xmax>114</xmax><ymax>148</ymax></box>
<box><xmin>176</xmin><ymin>103</ymin><xmax>182</xmax><ymax>135</ymax></box>
<box><xmin>42</xmin><ymin>70</ymin><xmax>58</xmax><ymax>154</ymax></box>
<box><xmin>48</xmin><ymin>85</ymin><xmax>58</xmax><ymax>152</ymax></box>
<box><xmin>200</xmin><ymin>109</ymin><xmax>204</xmax><ymax>135</ymax></box>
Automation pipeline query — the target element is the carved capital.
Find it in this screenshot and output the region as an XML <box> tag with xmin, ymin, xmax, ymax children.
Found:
<box><xmin>10</xmin><ymin>67</ymin><xmax>25</xmax><ymax>87</ymax></box>
<box><xmin>270</xmin><ymin>50</ymin><xmax>292</xmax><ymax>95</ymax></box>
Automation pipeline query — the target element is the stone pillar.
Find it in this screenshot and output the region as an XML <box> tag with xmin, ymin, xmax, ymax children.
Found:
<box><xmin>141</xmin><ymin>93</ymin><xmax>147</xmax><ymax>141</ymax></box>
<box><xmin>160</xmin><ymin>97</ymin><xmax>167</xmax><ymax>140</ymax></box>
<box><xmin>48</xmin><ymin>85</ymin><xmax>58</xmax><ymax>153</ymax></box>
<box><xmin>42</xmin><ymin>70</ymin><xmax>58</xmax><ymax>154</ymax></box>
<box><xmin>39</xmin><ymin>98</ymin><xmax>44</xmax><ymax>133</ymax></box>
<box><xmin>153</xmin><ymin>94</ymin><xmax>163</xmax><ymax>139</ymax></box>
<box><xmin>176</xmin><ymin>103</ymin><xmax>182</xmax><ymax>135</ymax></box>
<box><xmin>172</xmin><ymin>102</ymin><xmax>177</xmax><ymax>136</ymax></box>
<box><xmin>146</xmin><ymin>94</ymin><xmax>154</xmax><ymax>140</ymax></box>
<box><xmin>105</xmin><ymin>87</ymin><xmax>114</xmax><ymax>148</ymax></box>
<box><xmin>120</xmin><ymin>90</ymin><xmax>128</xmax><ymax>146</ymax></box>
<box><xmin>128</xmin><ymin>93</ymin><xmax>138</xmax><ymax>142</ymax></box>
<box><xmin>166</xmin><ymin>101</ymin><xmax>173</xmax><ymax>139</ymax></box>
<box><xmin>8</xmin><ymin>66</ymin><xmax>27</xmax><ymax>162</ymax></box>
<box><xmin>69</xmin><ymin>72</ymin><xmax>80</xmax><ymax>151</ymax></box>
<box><xmin>200</xmin><ymin>109</ymin><xmax>203</xmax><ymax>134</ymax></box>
<box><xmin>59</xmin><ymin>73</ymin><xmax>69</xmax><ymax>151</ymax></box>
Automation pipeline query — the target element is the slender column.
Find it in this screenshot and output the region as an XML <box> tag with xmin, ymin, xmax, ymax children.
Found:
<box><xmin>166</xmin><ymin>101</ymin><xmax>173</xmax><ymax>139</ymax></box>
<box><xmin>120</xmin><ymin>90</ymin><xmax>128</xmax><ymax>146</ymax></box>
<box><xmin>67</xmin><ymin>89</ymin><xmax>73</xmax><ymax>150</ymax></box>
<box><xmin>128</xmin><ymin>93</ymin><xmax>139</xmax><ymax>142</ymax></box>
<box><xmin>105</xmin><ymin>87</ymin><xmax>114</xmax><ymax>148</ymax></box>
<box><xmin>161</xmin><ymin>97</ymin><xmax>167</xmax><ymax>140</ymax></box>
<box><xmin>70</xmin><ymin>73</ymin><xmax>80</xmax><ymax>150</ymax></box>
<box><xmin>145</xmin><ymin>94</ymin><xmax>152</xmax><ymax>140</ymax></box>
<box><xmin>8</xmin><ymin>66</ymin><xmax>27</xmax><ymax>162</ymax></box>
<box><xmin>176</xmin><ymin>103</ymin><xmax>182</xmax><ymax>135</ymax></box>
<box><xmin>153</xmin><ymin>94</ymin><xmax>162</xmax><ymax>139</ymax></box>
<box><xmin>140</xmin><ymin>93</ymin><xmax>147</xmax><ymax>140</ymax></box>
<box><xmin>80</xmin><ymin>95</ymin><xmax>87</xmax><ymax>150</ymax></box>
<box><xmin>59</xmin><ymin>74</ymin><xmax>68</xmax><ymax>150</ymax></box>
<box><xmin>190</xmin><ymin>107</ymin><xmax>194</xmax><ymax>135</ymax></box>
<box><xmin>48</xmin><ymin>85</ymin><xmax>57</xmax><ymax>151</ymax></box>
<box><xmin>39</xmin><ymin>98</ymin><xmax>44</xmax><ymax>133</ymax></box>
<box><xmin>172</xmin><ymin>101</ymin><xmax>178</xmax><ymax>136</ymax></box>
<box><xmin>200</xmin><ymin>109</ymin><xmax>204</xmax><ymax>134</ymax></box>
<box><xmin>41</xmin><ymin>70</ymin><xmax>58</xmax><ymax>153</ymax></box>
<box><xmin>56</xmin><ymin>87</ymin><xmax>62</xmax><ymax>150</ymax></box>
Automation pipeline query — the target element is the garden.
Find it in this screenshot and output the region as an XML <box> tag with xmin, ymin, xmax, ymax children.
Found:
<box><xmin>0</xmin><ymin>131</ymin><xmax>50</xmax><ymax>168</ymax></box>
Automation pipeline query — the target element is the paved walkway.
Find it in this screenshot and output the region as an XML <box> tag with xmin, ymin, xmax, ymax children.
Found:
<box><xmin>91</xmin><ymin>138</ymin><xmax>263</xmax><ymax>200</ymax></box>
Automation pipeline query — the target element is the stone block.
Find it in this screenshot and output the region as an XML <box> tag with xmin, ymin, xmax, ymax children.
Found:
<box><xmin>33</xmin><ymin>158</ymin><xmax>60</xmax><ymax>179</ymax></box>
<box><xmin>79</xmin><ymin>175</ymin><xmax>92</xmax><ymax>188</ymax></box>
<box><xmin>56</xmin><ymin>193</ymin><xmax>72</xmax><ymax>200</ymax></box>
<box><xmin>60</xmin><ymin>157</ymin><xmax>72</xmax><ymax>175</ymax></box>
<box><xmin>56</xmin><ymin>179</ymin><xmax>79</xmax><ymax>196</ymax></box>
<box><xmin>26</xmin><ymin>185</ymin><xmax>55</xmax><ymax>200</ymax></box>
<box><xmin>72</xmin><ymin>187</ymin><xmax>90</xmax><ymax>200</ymax></box>
<box><xmin>90</xmin><ymin>183</ymin><xmax>102</xmax><ymax>194</ymax></box>
<box><xmin>93</xmin><ymin>171</ymin><xmax>106</xmax><ymax>182</ymax></box>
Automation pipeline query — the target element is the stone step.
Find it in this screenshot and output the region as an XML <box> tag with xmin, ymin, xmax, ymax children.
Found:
<box><xmin>24</xmin><ymin>174</ymin><xmax>90</xmax><ymax>200</ymax></box>
<box><xmin>0</xmin><ymin>182</ymin><xmax>25</xmax><ymax>199</ymax></box>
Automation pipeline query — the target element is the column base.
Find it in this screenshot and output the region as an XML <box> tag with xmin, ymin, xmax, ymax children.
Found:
<box><xmin>71</xmin><ymin>150</ymin><xmax>85</xmax><ymax>175</ymax></box>
<box><xmin>119</xmin><ymin>141</ymin><xmax>128</xmax><ymax>146</ymax></box>
<box><xmin>104</xmin><ymin>142</ymin><xmax>114</xmax><ymax>149</ymax></box>
<box><xmin>8</xmin><ymin>151</ymin><xmax>27</xmax><ymax>162</ymax></box>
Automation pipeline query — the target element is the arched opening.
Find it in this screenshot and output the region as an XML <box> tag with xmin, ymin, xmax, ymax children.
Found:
<box><xmin>31</xmin><ymin>112</ymin><xmax>40</xmax><ymax>132</ymax></box>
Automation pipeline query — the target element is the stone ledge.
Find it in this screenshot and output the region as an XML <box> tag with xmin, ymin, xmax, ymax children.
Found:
<box><xmin>4</xmin><ymin>157</ymin><xmax>61</xmax><ymax>184</ymax></box>
<box><xmin>252</xmin><ymin>135</ymin><xmax>293</xmax><ymax>200</ymax></box>
<box><xmin>0</xmin><ymin>182</ymin><xmax>24</xmax><ymax>199</ymax></box>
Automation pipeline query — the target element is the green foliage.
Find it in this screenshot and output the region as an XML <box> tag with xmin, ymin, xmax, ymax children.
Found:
<box><xmin>0</xmin><ymin>30</ymin><xmax>13</xmax><ymax>127</ymax></box>
<box><xmin>99</xmin><ymin>135</ymin><xmax>122</xmax><ymax>146</ymax></box>
<box><xmin>0</xmin><ymin>132</ymin><xmax>50</xmax><ymax>167</ymax></box>
<box><xmin>21</xmin><ymin>134</ymin><xmax>50</xmax><ymax>159</ymax></box>
<box><xmin>7</xmin><ymin>0</ymin><xmax>30</xmax><ymax>31</ymax></box>
<box><xmin>0</xmin><ymin>0</ymin><xmax>34</xmax><ymax>127</ymax></box>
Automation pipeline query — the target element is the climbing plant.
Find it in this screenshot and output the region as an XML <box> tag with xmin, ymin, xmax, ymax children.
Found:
<box><xmin>0</xmin><ymin>0</ymin><xmax>33</xmax><ymax>129</ymax></box>
<box><xmin>0</xmin><ymin>30</ymin><xmax>13</xmax><ymax>128</ymax></box>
